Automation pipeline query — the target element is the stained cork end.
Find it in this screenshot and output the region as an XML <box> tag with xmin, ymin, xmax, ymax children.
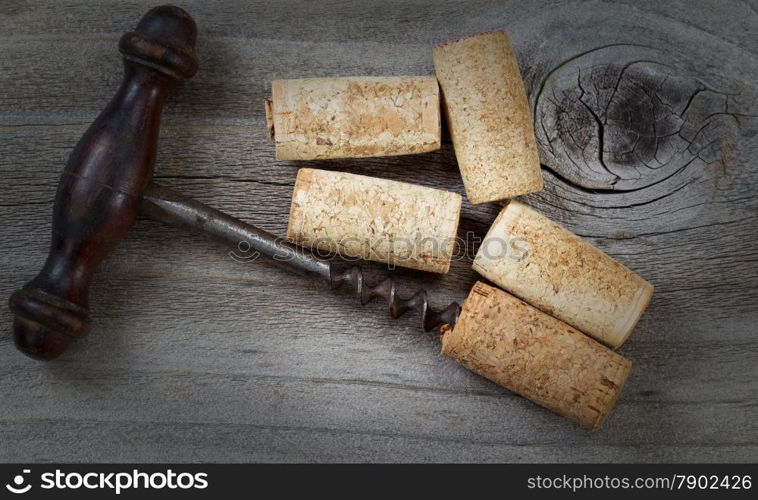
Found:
<box><xmin>264</xmin><ymin>99</ymin><xmax>275</xmax><ymax>139</ymax></box>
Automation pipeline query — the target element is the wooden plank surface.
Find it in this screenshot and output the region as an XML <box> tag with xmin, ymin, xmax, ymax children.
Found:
<box><xmin>0</xmin><ymin>0</ymin><xmax>756</xmax><ymax>462</ymax></box>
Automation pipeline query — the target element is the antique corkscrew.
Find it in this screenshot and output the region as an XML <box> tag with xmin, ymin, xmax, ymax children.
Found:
<box><xmin>8</xmin><ymin>5</ymin><xmax>459</xmax><ymax>361</ymax></box>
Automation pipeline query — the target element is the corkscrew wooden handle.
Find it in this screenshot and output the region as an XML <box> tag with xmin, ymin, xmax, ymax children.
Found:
<box><xmin>8</xmin><ymin>6</ymin><xmax>198</xmax><ymax>360</ymax></box>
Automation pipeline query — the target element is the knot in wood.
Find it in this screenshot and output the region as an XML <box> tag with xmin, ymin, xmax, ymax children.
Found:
<box><xmin>534</xmin><ymin>45</ymin><xmax>744</xmax><ymax>194</ymax></box>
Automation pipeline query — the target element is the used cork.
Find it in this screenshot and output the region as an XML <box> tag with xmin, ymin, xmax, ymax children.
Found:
<box><xmin>433</xmin><ymin>30</ymin><xmax>543</xmax><ymax>204</ymax></box>
<box><xmin>440</xmin><ymin>281</ymin><xmax>631</xmax><ymax>429</ymax></box>
<box><xmin>287</xmin><ymin>168</ymin><xmax>462</xmax><ymax>274</ymax></box>
<box><xmin>266</xmin><ymin>76</ymin><xmax>441</xmax><ymax>160</ymax></box>
<box><xmin>473</xmin><ymin>201</ymin><xmax>654</xmax><ymax>349</ymax></box>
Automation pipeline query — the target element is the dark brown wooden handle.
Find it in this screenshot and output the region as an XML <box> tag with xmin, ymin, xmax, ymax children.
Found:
<box><xmin>8</xmin><ymin>6</ymin><xmax>198</xmax><ymax>360</ymax></box>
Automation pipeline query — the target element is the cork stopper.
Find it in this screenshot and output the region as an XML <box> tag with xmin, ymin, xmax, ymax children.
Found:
<box><xmin>473</xmin><ymin>200</ymin><xmax>653</xmax><ymax>348</ymax></box>
<box><xmin>267</xmin><ymin>76</ymin><xmax>441</xmax><ymax>160</ymax></box>
<box><xmin>441</xmin><ymin>282</ymin><xmax>632</xmax><ymax>429</ymax></box>
<box><xmin>433</xmin><ymin>30</ymin><xmax>543</xmax><ymax>203</ymax></box>
<box><xmin>287</xmin><ymin>168</ymin><xmax>461</xmax><ymax>273</ymax></box>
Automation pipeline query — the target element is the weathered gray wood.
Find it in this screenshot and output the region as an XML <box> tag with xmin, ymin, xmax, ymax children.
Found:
<box><xmin>0</xmin><ymin>0</ymin><xmax>756</xmax><ymax>462</ymax></box>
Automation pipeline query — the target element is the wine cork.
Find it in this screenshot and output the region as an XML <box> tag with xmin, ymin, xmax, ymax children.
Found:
<box><xmin>433</xmin><ymin>30</ymin><xmax>543</xmax><ymax>204</ymax></box>
<box><xmin>287</xmin><ymin>168</ymin><xmax>461</xmax><ymax>273</ymax></box>
<box><xmin>473</xmin><ymin>201</ymin><xmax>653</xmax><ymax>348</ymax></box>
<box><xmin>441</xmin><ymin>282</ymin><xmax>631</xmax><ymax>429</ymax></box>
<box><xmin>266</xmin><ymin>76</ymin><xmax>441</xmax><ymax>160</ymax></box>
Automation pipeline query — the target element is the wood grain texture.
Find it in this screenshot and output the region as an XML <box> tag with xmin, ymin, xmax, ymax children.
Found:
<box><xmin>0</xmin><ymin>0</ymin><xmax>756</xmax><ymax>462</ymax></box>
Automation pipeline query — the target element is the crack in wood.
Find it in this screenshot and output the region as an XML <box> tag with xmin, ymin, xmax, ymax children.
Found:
<box><xmin>531</xmin><ymin>43</ymin><xmax>756</xmax><ymax>223</ymax></box>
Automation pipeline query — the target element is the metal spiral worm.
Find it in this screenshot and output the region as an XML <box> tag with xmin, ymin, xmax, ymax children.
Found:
<box><xmin>330</xmin><ymin>266</ymin><xmax>461</xmax><ymax>331</ymax></box>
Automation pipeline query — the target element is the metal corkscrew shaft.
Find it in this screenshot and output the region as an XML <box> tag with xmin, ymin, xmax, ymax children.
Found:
<box><xmin>142</xmin><ymin>183</ymin><xmax>460</xmax><ymax>331</ymax></box>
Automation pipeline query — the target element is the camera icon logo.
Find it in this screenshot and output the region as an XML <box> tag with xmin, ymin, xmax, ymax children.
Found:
<box><xmin>5</xmin><ymin>469</ymin><xmax>32</xmax><ymax>494</ymax></box>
